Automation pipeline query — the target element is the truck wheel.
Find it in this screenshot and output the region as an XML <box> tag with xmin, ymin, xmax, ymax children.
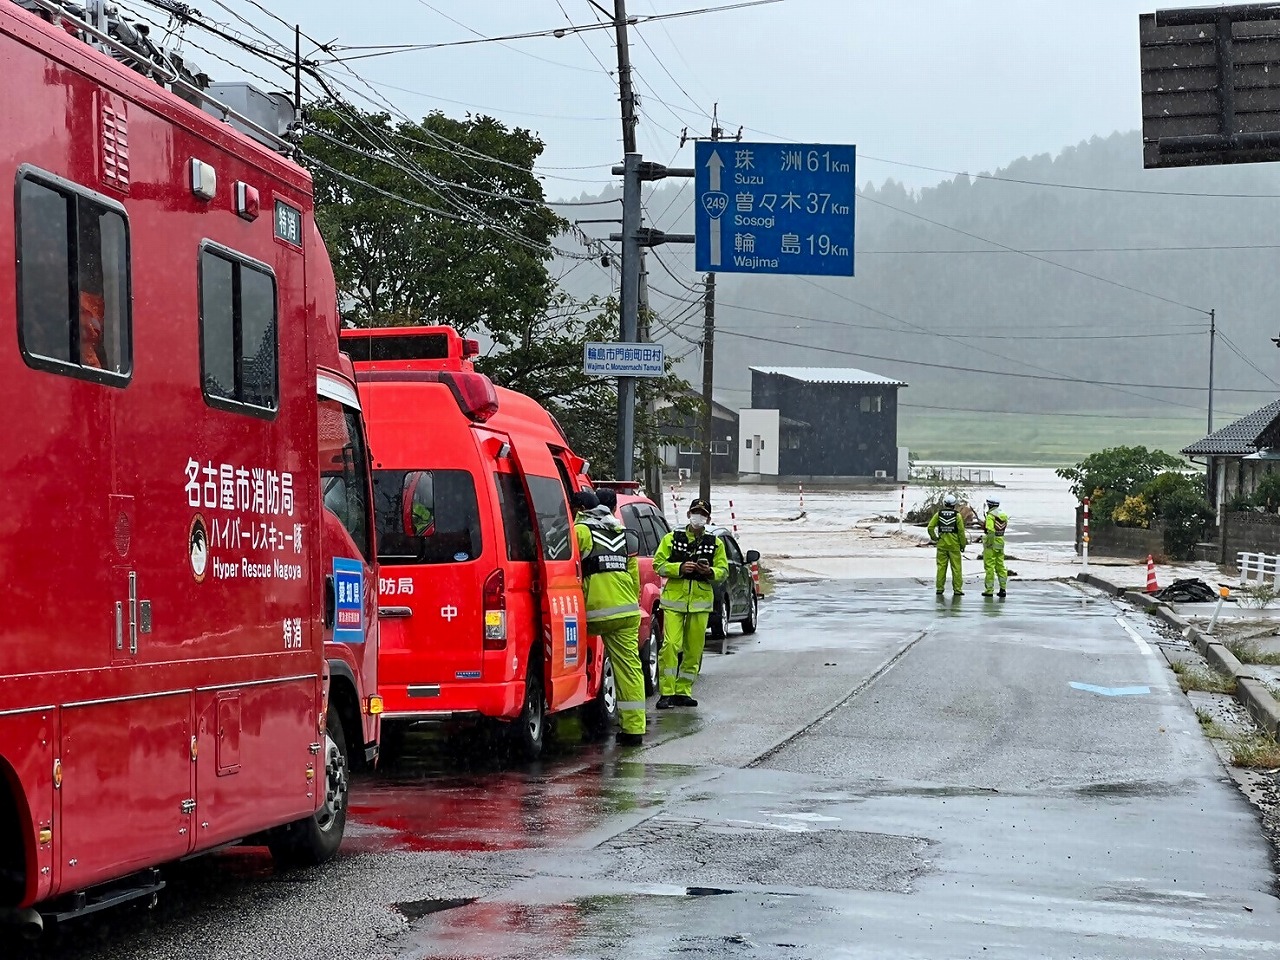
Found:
<box><xmin>509</xmin><ymin>663</ymin><xmax>546</xmax><ymax>762</ymax></box>
<box><xmin>741</xmin><ymin>594</ymin><xmax>759</xmax><ymax>635</ymax></box>
<box><xmin>268</xmin><ymin>703</ymin><xmax>348</xmax><ymax>867</ymax></box>
<box><xmin>582</xmin><ymin>652</ymin><xmax>619</xmax><ymax>739</ymax></box>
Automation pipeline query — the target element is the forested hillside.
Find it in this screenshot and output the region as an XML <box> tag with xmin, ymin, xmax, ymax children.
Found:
<box><xmin>555</xmin><ymin>131</ymin><xmax>1280</xmax><ymax>457</ymax></box>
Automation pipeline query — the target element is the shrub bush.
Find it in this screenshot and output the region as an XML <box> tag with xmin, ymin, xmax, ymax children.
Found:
<box><xmin>1160</xmin><ymin>488</ymin><xmax>1214</xmax><ymax>560</ymax></box>
<box><xmin>1253</xmin><ymin>473</ymin><xmax>1280</xmax><ymax>513</ymax></box>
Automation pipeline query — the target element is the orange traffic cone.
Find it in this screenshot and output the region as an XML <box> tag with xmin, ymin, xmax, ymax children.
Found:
<box><xmin>1146</xmin><ymin>555</ymin><xmax>1158</xmax><ymax>594</ymax></box>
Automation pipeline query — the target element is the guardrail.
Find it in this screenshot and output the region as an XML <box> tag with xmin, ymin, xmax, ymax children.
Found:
<box><xmin>910</xmin><ymin>466</ymin><xmax>994</xmax><ymax>485</ymax></box>
<box><xmin>1238</xmin><ymin>551</ymin><xmax>1280</xmax><ymax>586</ymax></box>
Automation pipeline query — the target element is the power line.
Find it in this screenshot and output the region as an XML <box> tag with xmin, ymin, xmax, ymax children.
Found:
<box><xmin>410</xmin><ymin>0</ymin><xmax>602</xmax><ymax>74</ymax></box>
<box><xmin>855</xmin><ymin>244</ymin><xmax>1280</xmax><ymax>255</ymax></box>
<box><xmin>319</xmin><ymin>1</ymin><xmax>786</xmax><ymax>63</ymax></box>
<box><xmin>858</xmin><ymin>152</ymin><xmax>1280</xmax><ymax>200</ymax></box>
<box><xmin>704</xmin><ymin>325</ymin><xmax>1274</xmax><ymax>399</ymax></box>
<box><xmin>897</xmin><ymin>402</ymin><xmax>1258</xmax><ymax>421</ymax></box>
<box><xmin>858</xmin><ymin>194</ymin><xmax>1213</xmax><ymax>318</ymax></box>
<box><xmin>1219</xmin><ymin>331</ymin><xmax>1280</xmax><ymax>388</ymax></box>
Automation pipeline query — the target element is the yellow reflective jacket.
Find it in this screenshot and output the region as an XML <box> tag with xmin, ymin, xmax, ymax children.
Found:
<box><xmin>984</xmin><ymin>509</ymin><xmax>1009</xmax><ymax>547</ymax></box>
<box><xmin>653</xmin><ymin>526</ymin><xmax>728</xmax><ymax>614</ymax></box>
<box><xmin>574</xmin><ymin>508</ymin><xmax>641</xmax><ymax>626</ymax></box>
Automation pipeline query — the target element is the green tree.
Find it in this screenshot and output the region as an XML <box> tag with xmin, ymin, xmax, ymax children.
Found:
<box><xmin>303</xmin><ymin>102</ymin><xmax>694</xmax><ymax>478</ymax></box>
<box><xmin>302</xmin><ymin>102</ymin><xmax>563</xmax><ymax>332</ymax></box>
<box><xmin>483</xmin><ymin>297</ymin><xmax>694</xmax><ymax>478</ymax></box>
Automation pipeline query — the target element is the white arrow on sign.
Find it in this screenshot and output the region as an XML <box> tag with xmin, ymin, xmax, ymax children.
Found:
<box><xmin>707</xmin><ymin>150</ymin><xmax>724</xmax><ymax>266</ymax></box>
<box><xmin>707</xmin><ymin>149</ymin><xmax>724</xmax><ymax>191</ymax></box>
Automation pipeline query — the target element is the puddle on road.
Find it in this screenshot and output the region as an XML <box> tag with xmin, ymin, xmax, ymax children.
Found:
<box><xmin>346</xmin><ymin>749</ymin><xmax>699</xmax><ymax>855</ymax></box>
<box><xmin>396</xmin><ymin>897</ymin><xmax>479</xmax><ymax>921</ymax></box>
<box><xmin>1073</xmin><ymin>779</ymin><xmax>1188</xmax><ymax>799</ymax></box>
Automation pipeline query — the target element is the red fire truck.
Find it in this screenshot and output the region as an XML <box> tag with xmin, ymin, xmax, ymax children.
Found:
<box><xmin>0</xmin><ymin>0</ymin><xmax>378</xmax><ymax>932</ymax></box>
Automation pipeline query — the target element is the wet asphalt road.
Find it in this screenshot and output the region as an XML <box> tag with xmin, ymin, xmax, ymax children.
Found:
<box><xmin>17</xmin><ymin>579</ymin><xmax>1280</xmax><ymax>959</ymax></box>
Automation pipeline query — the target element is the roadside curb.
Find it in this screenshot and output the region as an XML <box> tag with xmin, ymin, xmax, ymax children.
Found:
<box><xmin>1077</xmin><ymin>572</ymin><xmax>1280</xmax><ymax>740</ymax></box>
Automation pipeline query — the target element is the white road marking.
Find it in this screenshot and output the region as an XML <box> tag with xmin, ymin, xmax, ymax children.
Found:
<box><xmin>1115</xmin><ymin>615</ymin><xmax>1154</xmax><ymax>656</ymax></box>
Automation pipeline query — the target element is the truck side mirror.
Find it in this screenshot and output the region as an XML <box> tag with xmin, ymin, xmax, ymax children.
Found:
<box><xmin>324</xmin><ymin>574</ymin><xmax>336</xmax><ymax>628</ymax></box>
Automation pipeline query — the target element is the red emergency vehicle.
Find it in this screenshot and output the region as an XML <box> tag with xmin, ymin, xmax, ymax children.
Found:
<box><xmin>343</xmin><ymin>326</ymin><xmax>616</xmax><ymax>760</ymax></box>
<box><xmin>0</xmin><ymin>0</ymin><xmax>378</xmax><ymax>930</ymax></box>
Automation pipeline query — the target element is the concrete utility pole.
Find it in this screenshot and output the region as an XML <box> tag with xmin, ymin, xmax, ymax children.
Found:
<box><xmin>699</xmin><ymin>272</ymin><xmax>716</xmax><ymax>502</ymax></box>
<box><xmin>696</xmin><ymin>109</ymin><xmax>737</xmax><ymax>503</ymax></box>
<box><xmin>607</xmin><ymin>0</ymin><xmax>696</xmax><ymax>483</ymax></box>
<box><xmin>612</xmin><ymin>0</ymin><xmax>640</xmax><ymax>482</ymax></box>
<box><xmin>1208</xmin><ymin>308</ymin><xmax>1216</xmax><ymax>435</ymax></box>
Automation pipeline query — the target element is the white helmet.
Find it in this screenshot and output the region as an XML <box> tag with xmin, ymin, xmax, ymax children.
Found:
<box><xmin>943</xmin><ymin>494</ymin><xmax>957</xmax><ymax>507</ymax></box>
<box><xmin>986</xmin><ymin>497</ymin><xmax>1000</xmax><ymax>508</ymax></box>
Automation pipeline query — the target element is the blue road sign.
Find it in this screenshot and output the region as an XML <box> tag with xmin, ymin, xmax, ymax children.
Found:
<box><xmin>695</xmin><ymin>141</ymin><xmax>855</xmax><ymax>276</ymax></box>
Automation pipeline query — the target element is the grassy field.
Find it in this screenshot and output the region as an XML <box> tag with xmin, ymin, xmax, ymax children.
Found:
<box><xmin>899</xmin><ymin>412</ymin><xmax>1213</xmax><ymax>465</ymax></box>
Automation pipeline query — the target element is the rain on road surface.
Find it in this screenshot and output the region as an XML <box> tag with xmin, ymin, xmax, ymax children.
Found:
<box><xmin>21</xmin><ymin>580</ymin><xmax>1280</xmax><ymax>959</ymax></box>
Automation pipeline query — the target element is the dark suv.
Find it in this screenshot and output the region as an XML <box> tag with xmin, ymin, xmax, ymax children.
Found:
<box><xmin>708</xmin><ymin>527</ymin><xmax>761</xmax><ymax>650</ymax></box>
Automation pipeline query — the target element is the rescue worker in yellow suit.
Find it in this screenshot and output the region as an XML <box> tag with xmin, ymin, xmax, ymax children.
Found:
<box><xmin>981</xmin><ymin>497</ymin><xmax>1009</xmax><ymax>598</ymax></box>
<box><xmin>652</xmin><ymin>498</ymin><xmax>728</xmax><ymax>710</ymax></box>
<box><xmin>572</xmin><ymin>490</ymin><xmax>647</xmax><ymax>746</ymax></box>
<box><xmin>927</xmin><ymin>494</ymin><xmax>967</xmax><ymax>596</ymax></box>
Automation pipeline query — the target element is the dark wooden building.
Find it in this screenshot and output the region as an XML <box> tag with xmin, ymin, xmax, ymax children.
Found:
<box><xmin>658</xmin><ymin>393</ymin><xmax>740</xmax><ymax>478</ymax></box>
<box><xmin>750</xmin><ymin>366</ymin><xmax>906</xmax><ymax>478</ymax></box>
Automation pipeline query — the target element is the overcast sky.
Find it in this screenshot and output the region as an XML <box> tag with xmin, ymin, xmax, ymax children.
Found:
<box><xmin>173</xmin><ymin>0</ymin><xmax>1171</xmax><ymax>196</ymax></box>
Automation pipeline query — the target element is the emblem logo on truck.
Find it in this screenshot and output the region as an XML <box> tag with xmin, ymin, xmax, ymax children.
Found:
<box><xmin>189</xmin><ymin>515</ymin><xmax>209</xmax><ymax>583</ymax></box>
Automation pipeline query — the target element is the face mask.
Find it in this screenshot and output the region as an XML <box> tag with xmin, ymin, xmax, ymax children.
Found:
<box><xmin>688</xmin><ymin>514</ymin><xmax>707</xmax><ymax>530</ymax></box>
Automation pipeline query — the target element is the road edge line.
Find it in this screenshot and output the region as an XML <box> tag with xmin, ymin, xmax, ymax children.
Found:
<box><xmin>1077</xmin><ymin>572</ymin><xmax>1280</xmax><ymax>739</ymax></box>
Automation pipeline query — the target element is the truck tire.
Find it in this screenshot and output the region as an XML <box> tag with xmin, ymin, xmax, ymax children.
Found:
<box><xmin>509</xmin><ymin>660</ymin><xmax>546</xmax><ymax>762</ymax></box>
<box><xmin>582</xmin><ymin>651</ymin><xmax>618</xmax><ymax>739</ymax></box>
<box><xmin>268</xmin><ymin>703</ymin><xmax>348</xmax><ymax>867</ymax></box>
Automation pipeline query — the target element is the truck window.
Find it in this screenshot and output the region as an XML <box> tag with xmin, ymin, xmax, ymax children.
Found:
<box><xmin>17</xmin><ymin>172</ymin><xmax>131</xmax><ymax>382</ymax></box>
<box><xmin>318</xmin><ymin>399</ymin><xmax>372</xmax><ymax>561</ymax></box>
<box><xmin>494</xmin><ymin>472</ymin><xmax>538</xmax><ymax>562</ymax></box>
<box><xmin>525</xmin><ymin>475</ymin><xmax>573</xmax><ymax>562</ymax></box>
<box><xmin>199</xmin><ymin>244</ymin><xmax>278</xmax><ymax>414</ymax></box>
<box><xmin>372</xmin><ymin>469</ymin><xmax>481</xmax><ymax>565</ymax></box>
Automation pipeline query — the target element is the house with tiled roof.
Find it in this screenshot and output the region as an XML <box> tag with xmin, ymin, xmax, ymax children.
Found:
<box><xmin>1182</xmin><ymin>399</ymin><xmax>1280</xmax><ymax>520</ymax></box>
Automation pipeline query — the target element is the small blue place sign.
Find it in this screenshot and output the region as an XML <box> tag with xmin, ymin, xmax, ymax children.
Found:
<box><xmin>583</xmin><ymin>342</ymin><xmax>666</xmax><ymax>377</ymax></box>
<box><xmin>694</xmin><ymin>141</ymin><xmax>856</xmax><ymax>277</ymax></box>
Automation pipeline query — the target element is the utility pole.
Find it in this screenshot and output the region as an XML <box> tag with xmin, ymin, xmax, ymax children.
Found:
<box><xmin>612</xmin><ymin>0</ymin><xmax>640</xmax><ymax>481</ymax></box>
<box><xmin>695</xmin><ymin>108</ymin><xmax>738</xmax><ymax>503</ymax></box>
<box><xmin>606</xmin><ymin>0</ymin><xmax>696</xmax><ymax>483</ymax></box>
<box><xmin>1208</xmin><ymin>308</ymin><xmax>1216</xmax><ymax>435</ymax></box>
<box><xmin>699</xmin><ymin>272</ymin><xmax>716</xmax><ymax>502</ymax></box>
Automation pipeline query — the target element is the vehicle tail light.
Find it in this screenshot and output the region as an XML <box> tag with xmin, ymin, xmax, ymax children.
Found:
<box><xmin>483</xmin><ymin>569</ymin><xmax>507</xmax><ymax>649</ymax></box>
<box><xmin>445</xmin><ymin>372</ymin><xmax>499</xmax><ymax>422</ymax></box>
<box><xmin>463</xmin><ymin>338</ymin><xmax>480</xmax><ymax>358</ymax></box>
<box><xmin>366</xmin><ymin>695</ymin><xmax>384</xmax><ymax>716</ymax></box>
